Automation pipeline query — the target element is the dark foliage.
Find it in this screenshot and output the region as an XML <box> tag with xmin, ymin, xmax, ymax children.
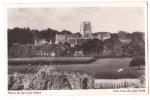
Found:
<box><xmin>80</xmin><ymin>39</ymin><xmax>103</xmax><ymax>56</ymax></box>
<box><xmin>128</xmin><ymin>32</ymin><xmax>145</xmax><ymax>57</ymax></box>
<box><xmin>130</xmin><ymin>56</ymin><xmax>145</xmax><ymax>70</ymax></box>
<box><xmin>8</xmin><ymin>27</ymin><xmax>34</xmax><ymax>48</ymax></box>
<box><xmin>8</xmin><ymin>27</ymin><xmax>145</xmax><ymax>57</ymax></box>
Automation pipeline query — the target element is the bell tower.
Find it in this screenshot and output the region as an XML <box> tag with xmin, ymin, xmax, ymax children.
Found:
<box><xmin>80</xmin><ymin>21</ymin><xmax>92</xmax><ymax>39</ymax></box>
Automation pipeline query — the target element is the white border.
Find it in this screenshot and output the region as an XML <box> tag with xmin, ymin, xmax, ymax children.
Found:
<box><xmin>1</xmin><ymin>0</ymin><xmax>148</xmax><ymax>95</ymax></box>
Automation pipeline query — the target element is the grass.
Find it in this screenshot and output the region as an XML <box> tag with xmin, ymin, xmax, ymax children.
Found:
<box><xmin>55</xmin><ymin>58</ymin><xmax>144</xmax><ymax>79</ymax></box>
<box><xmin>8</xmin><ymin>58</ymin><xmax>144</xmax><ymax>79</ymax></box>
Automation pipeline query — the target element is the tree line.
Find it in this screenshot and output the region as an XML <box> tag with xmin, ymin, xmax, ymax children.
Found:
<box><xmin>8</xmin><ymin>27</ymin><xmax>145</xmax><ymax>58</ymax></box>
<box><xmin>8</xmin><ymin>27</ymin><xmax>78</xmax><ymax>48</ymax></box>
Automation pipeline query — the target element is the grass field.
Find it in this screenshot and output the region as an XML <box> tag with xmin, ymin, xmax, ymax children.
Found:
<box><xmin>8</xmin><ymin>58</ymin><xmax>144</xmax><ymax>79</ymax></box>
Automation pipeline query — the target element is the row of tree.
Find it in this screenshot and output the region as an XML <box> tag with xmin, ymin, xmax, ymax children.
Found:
<box><xmin>8</xmin><ymin>27</ymin><xmax>145</xmax><ymax>57</ymax></box>
<box><xmin>79</xmin><ymin>32</ymin><xmax>145</xmax><ymax>57</ymax></box>
<box><xmin>8</xmin><ymin>28</ymin><xmax>142</xmax><ymax>47</ymax></box>
<box><xmin>8</xmin><ymin>27</ymin><xmax>80</xmax><ymax>48</ymax></box>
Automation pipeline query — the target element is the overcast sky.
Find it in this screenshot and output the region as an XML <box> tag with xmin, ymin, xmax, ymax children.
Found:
<box><xmin>7</xmin><ymin>6</ymin><xmax>146</xmax><ymax>33</ymax></box>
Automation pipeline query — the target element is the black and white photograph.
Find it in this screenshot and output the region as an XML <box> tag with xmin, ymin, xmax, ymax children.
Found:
<box><xmin>7</xmin><ymin>2</ymin><xmax>147</xmax><ymax>93</ymax></box>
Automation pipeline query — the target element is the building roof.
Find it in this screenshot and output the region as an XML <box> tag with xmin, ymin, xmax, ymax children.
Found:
<box><xmin>93</xmin><ymin>32</ymin><xmax>110</xmax><ymax>40</ymax></box>
<box><xmin>119</xmin><ymin>39</ymin><xmax>131</xmax><ymax>44</ymax></box>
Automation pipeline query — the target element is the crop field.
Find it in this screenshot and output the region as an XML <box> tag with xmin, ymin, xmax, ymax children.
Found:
<box><xmin>94</xmin><ymin>78</ymin><xmax>145</xmax><ymax>89</ymax></box>
<box><xmin>8</xmin><ymin>58</ymin><xmax>144</xmax><ymax>79</ymax></box>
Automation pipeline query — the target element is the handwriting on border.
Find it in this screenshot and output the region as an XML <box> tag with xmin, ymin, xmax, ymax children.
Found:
<box><xmin>8</xmin><ymin>91</ymin><xmax>41</xmax><ymax>95</ymax></box>
<box><xmin>113</xmin><ymin>89</ymin><xmax>145</xmax><ymax>93</ymax></box>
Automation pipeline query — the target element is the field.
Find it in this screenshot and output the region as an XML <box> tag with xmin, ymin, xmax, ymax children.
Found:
<box><xmin>8</xmin><ymin>58</ymin><xmax>144</xmax><ymax>79</ymax></box>
<box><xmin>8</xmin><ymin>66</ymin><xmax>145</xmax><ymax>90</ymax></box>
<box><xmin>94</xmin><ymin>78</ymin><xmax>144</xmax><ymax>89</ymax></box>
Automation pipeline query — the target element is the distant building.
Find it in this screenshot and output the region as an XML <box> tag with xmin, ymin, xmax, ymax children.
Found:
<box><xmin>80</xmin><ymin>22</ymin><xmax>110</xmax><ymax>41</ymax></box>
<box><xmin>55</xmin><ymin>34</ymin><xmax>67</xmax><ymax>44</ymax></box>
<box><xmin>80</xmin><ymin>22</ymin><xmax>92</xmax><ymax>39</ymax></box>
<box><xmin>68</xmin><ymin>39</ymin><xmax>78</xmax><ymax>47</ymax></box>
<box><xmin>93</xmin><ymin>32</ymin><xmax>110</xmax><ymax>41</ymax></box>
<box><xmin>74</xmin><ymin>51</ymin><xmax>84</xmax><ymax>57</ymax></box>
<box><xmin>34</xmin><ymin>38</ymin><xmax>52</xmax><ymax>46</ymax></box>
<box><xmin>47</xmin><ymin>22</ymin><xmax>111</xmax><ymax>47</ymax></box>
<box><xmin>119</xmin><ymin>39</ymin><xmax>131</xmax><ymax>44</ymax></box>
<box><xmin>55</xmin><ymin>33</ymin><xmax>79</xmax><ymax>47</ymax></box>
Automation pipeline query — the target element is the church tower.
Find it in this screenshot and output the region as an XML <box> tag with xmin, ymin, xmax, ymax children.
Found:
<box><xmin>80</xmin><ymin>21</ymin><xmax>92</xmax><ymax>39</ymax></box>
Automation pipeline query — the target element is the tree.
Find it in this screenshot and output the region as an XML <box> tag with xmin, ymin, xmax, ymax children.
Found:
<box><xmin>128</xmin><ymin>32</ymin><xmax>145</xmax><ymax>56</ymax></box>
<box><xmin>8</xmin><ymin>27</ymin><xmax>34</xmax><ymax>48</ymax></box>
<box><xmin>118</xmin><ymin>31</ymin><xmax>131</xmax><ymax>39</ymax></box>
<box><xmin>74</xmin><ymin>32</ymin><xmax>82</xmax><ymax>38</ymax></box>
<box><xmin>129</xmin><ymin>56</ymin><xmax>145</xmax><ymax>70</ymax></box>
<box><xmin>60</xmin><ymin>30</ymin><xmax>73</xmax><ymax>35</ymax></box>
<box><xmin>80</xmin><ymin>39</ymin><xmax>103</xmax><ymax>56</ymax></box>
<box><xmin>103</xmin><ymin>33</ymin><xmax>122</xmax><ymax>57</ymax></box>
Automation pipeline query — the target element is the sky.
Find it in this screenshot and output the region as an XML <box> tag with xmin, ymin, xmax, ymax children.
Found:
<box><xmin>7</xmin><ymin>6</ymin><xmax>146</xmax><ymax>33</ymax></box>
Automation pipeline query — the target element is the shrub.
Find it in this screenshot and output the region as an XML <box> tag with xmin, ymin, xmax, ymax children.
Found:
<box><xmin>8</xmin><ymin>65</ymin><xmax>94</xmax><ymax>90</ymax></box>
<box><xmin>129</xmin><ymin>56</ymin><xmax>145</xmax><ymax>70</ymax></box>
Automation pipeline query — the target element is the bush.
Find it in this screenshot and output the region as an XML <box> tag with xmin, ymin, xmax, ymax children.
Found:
<box><xmin>8</xmin><ymin>65</ymin><xmax>145</xmax><ymax>90</ymax></box>
<box><xmin>129</xmin><ymin>56</ymin><xmax>145</xmax><ymax>70</ymax></box>
<box><xmin>8</xmin><ymin>57</ymin><xmax>95</xmax><ymax>65</ymax></box>
<box><xmin>8</xmin><ymin>65</ymin><xmax>94</xmax><ymax>90</ymax></box>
